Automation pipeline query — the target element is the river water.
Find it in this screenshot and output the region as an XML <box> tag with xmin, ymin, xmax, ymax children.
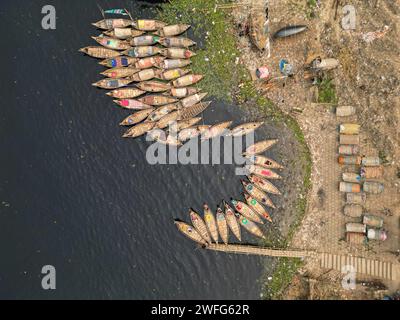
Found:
<box><xmin>0</xmin><ymin>0</ymin><xmax>286</xmax><ymax>299</ymax></box>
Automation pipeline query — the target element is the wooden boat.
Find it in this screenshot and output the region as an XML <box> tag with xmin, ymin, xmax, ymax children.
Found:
<box><xmin>166</xmin><ymin>87</ymin><xmax>200</xmax><ymax>98</ymax></box>
<box><xmin>244</xmin><ymin>193</ymin><xmax>273</xmax><ymax>223</ymax></box>
<box><xmin>230</xmin><ymin>199</ymin><xmax>263</xmax><ymax>224</ymax></box>
<box><xmin>92</xmin><ymin>19</ymin><xmax>132</xmax><ymax>30</ymax></box>
<box><xmin>135</xmin><ymin>56</ymin><xmax>166</xmax><ymax>69</ymax></box>
<box><xmin>160</xmin><ymin>48</ymin><xmax>196</xmax><ymax>59</ymax></box>
<box><xmin>243</xmin><ymin>139</ymin><xmax>278</xmax><ymax>156</ymax></box>
<box><xmin>146</xmin><ymin>104</ymin><xmax>178</xmax><ymax>122</ymax></box>
<box><xmin>216</xmin><ymin>206</ymin><xmax>228</xmax><ymax>244</ymax></box>
<box><xmin>104</xmin><ymin>27</ymin><xmax>144</xmax><ymax>39</ymax></box>
<box><xmin>156</xmin><ymin>111</ymin><xmax>179</xmax><ymax>129</ymax></box>
<box><xmin>122</xmin><ymin>46</ymin><xmax>161</xmax><ymax>58</ymax></box>
<box><xmin>122</xmin><ymin>121</ymin><xmax>156</xmax><ymax>138</ymax></box>
<box><xmin>223</xmin><ymin>201</ymin><xmax>241</xmax><ymax>241</ymax></box>
<box><xmin>106</xmin><ymin>88</ymin><xmax>145</xmax><ymax>99</ymax></box>
<box><xmin>178</xmin><ymin>101</ymin><xmax>211</xmax><ymax>120</ymax></box>
<box><xmin>236</xmin><ymin>213</ymin><xmax>265</xmax><ymax>239</ymax></box>
<box><xmin>158</xmin><ymin>37</ymin><xmax>196</xmax><ymax>48</ymax></box>
<box><xmin>138</xmin><ymin>95</ymin><xmax>178</xmax><ymax>106</ymax></box>
<box><xmin>92</xmin><ymin>78</ymin><xmax>132</xmax><ymax>89</ymax></box>
<box><xmin>174</xmin><ymin>220</ymin><xmax>208</xmax><ymax>245</ymax></box>
<box><xmin>241</xmin><ymin>181</ymin><xmax>275</xmax><ymax>209</ymax></box>
<box><xmin>129</xmin><ymin>68</ymin><xmax>162</xmax><ymax>82</ymax></box>
<box><xmin>172</xmin><ymin>74</ymin><xmax>203</xmax><ymax>87</ymax></box>
<box><xmin>157</xmin><ymin>68</ymin><xmax>190</xmax><ymax>81</ymax></box>
<box><xmin>180</xmin><ymin>93</ymin><xmax>208</xmax><ymax>108</ymax></box>
<box><xmin>203</xmin><ymin>204</ymin><xmax>219</xmax><ymax>243</ymax></box>
<box><xmin>155</xmin><ymin>24</ymin><xmax>191</xmax><ymax>37</ymax></box>
<box><xmin>229</xmin><ymin>122</ymin><xmax>264</xmax><ymax>137</ymax></box>
<box><xmin>197</xmin><ymin>125</ymin><xmax>211</xmax><ymax>134</ymax></box>
<box><xmin>247</xmin><ymin>155</ymin><xmax>284</xmax><ymax>169</ymax></box>
<box><xmin>248</xmin><ymin>174</ymin><xmax>281</xmax><ymax>195</ymax></box>
<box><xmin>245</xmin><ymin>165</ymin><xmax>282</xmax><ymax>180</ymax></box>
<box><xmin>99</xmin><ymin>56</ymin><xmax>137</xmax><ymax>68</ymax></box>
<box><xmin>101</xmin><ymin>67</ymin><xmax>139</xmax><ymax>79</ymax></box>
<box><xmin>189</xmin><ymin>209</ymin><xmax>211</xmax><ymax>243</ymax></box>
<box><xmin>79</xmin><ymin>46</ymin><xmax>121</xmax><ymax>59</ymax></box>
<box><xmin>147</xmin><ymin>128</ymin><xmax>166</xmax><ymax>142</ymax></box>
<box><xmin>201</xmin><ymin>121</ymin><xmax>232</xmax><ymax>140</ymax></box>
<box><xmin>130</xmin><ymin>35</ymin><xmax>160</xmax><ymax>46</ymax></box>
<box><xmin>136</xmin><ymin>80</ymin><xmax>171</xmax><ymax>93</ymax></box>
<box><xmin>113</xmin><ymin>99</ymin><xmax>152</xmax><ymax>110</ymax></box>
<box><xmin>160</xmin><ymin>134</ymin><xmax>182</xmax><ymax>147</ymax></box>
<box><xmin>119</xmin><ymin>108</ymin><xmax>155</xmax><ymax>126</ymax></box>
<box><xmin>170</xmin><ymin>117</ymin><xmax>202</xmax><ymax>133</ymax></box>
<box><xmin>91</xmin><ymin>36</ymin><xmax>131</xmax><ymax>50</ymax></box>
<box><xmin>159</xmin><ymin>59</ymin><xmax>191</xmax><ymax>69</ymax></box>
<box><xmin>178</xmin><ymin>127</ymin><xmax>200</xmax><ymax>142</ymax></box>
<box><xmin>132</xmin><ymin>19</ymin><xmax>167</xmax><ymax>31</ymax></box>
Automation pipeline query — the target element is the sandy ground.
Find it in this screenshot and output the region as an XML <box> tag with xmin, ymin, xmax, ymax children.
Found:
<box><xmin>231</xmin><ymin>0</ymin><xmax>400</xmax><ymax>299</ymax></box>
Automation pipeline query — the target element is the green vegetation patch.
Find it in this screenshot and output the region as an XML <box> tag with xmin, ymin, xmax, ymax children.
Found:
<box><xmin>317</xmin><ymin>76</ymin><xmax>338</xmax><ymax>104</ymax></box>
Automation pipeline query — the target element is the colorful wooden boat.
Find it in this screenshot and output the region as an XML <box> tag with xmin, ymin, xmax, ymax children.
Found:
<box><xmin>155</xmin><ymin>24</ymin><xmax>191</xmax><ymax>37</ymax></box>
<box><xmin>138</xmin><ymin>95</ymin><xmax>178</xmax><ymax>106</ymax></box>
<box><xmin>92</xmin><ymin>19</ymin><xmax>132</xmax><ymax>30</ymax></box>
<box><xmin>106</xmin><ymin>88</ymin><xmax>145</xmax><ymax>99</ymax></box>
<box><xmin>174</xmin><ymin>220</ymin><xmax>208</xmax><ymax>245</ymax></box>
<box><xmin>132</xmin><ymin>19</ymin><xmax>167</xmax><ymax>31</ymax></box>
<box><xmin>236</xmin><ymin>213</ymin><xmax>265</xmax><ymax>239</ymax></box>
<box><xmin>146</xmin><ymin>104</ymin><xmax>178</xmax><ymax>122</ymax></box>
<box><xmin>119</xmin><ymin>108</ymin><xmax>155</xmax><ymax>126</ymax></box>
<box><xmin>230</xmin><ymin>199</ymin><xmax>263</xmax><ymax>224</ymax></box>
<box><xmin>177</xmin><ymin>101</ymin><xmax>211</xmax><ymax>120</ymax></box>
<box><xmin>91</xmin><ymin>36</ymin><xmax>131</xmax><ymax>50</ymax></box>
<box><xmin>157</xmin><ymin>68</ymin><xmax>190</xmax><ymax>81</ymax></box>
<box><xmin>135</xmin><ymin>56</ymin><xmax>166</xmax><ymax>69</ymax></box>
<box><xmin>172</xmin><ymin>74</ymin><xmax>203</xmax><ymax>87</ymax></box>
<box><xmin>159</xmin><ymin>59</ymin><xmax>191</xmax><ymax>69</ymax></box>
<box><xmin>136</xmin><ymin>80</ymin><xmax>171</xmax><ymax>93</ymax></box>
<box><xmin>241</xmin><ymin>181</ymin><xmax>275</xmax><ymax>209</ymax></box>
<box><xmin>247</xmin><ymin>155</ymin><xmax>284</xmax><ymax>169</ymax></box>
<box><xmin>122</xmin><ymin>46</ymin><xmax>161</xmax><ymax>58</ymax></box>
<box><xmin>189</xmin><ymin>209</ymin><xmax>211</xmax><ymax>243</ymax></box>
<box><xmin>99</xmin><ymin>56</ymin><xmax>137</xmax><ymax>68</ymax></box>
<box><xmin>223</xmin><ymin>201</ymin><xmax>241</xmax><ymax>241</ymax></box>
<box><xmin>247</xmin><ymin>174</ymin><xmax>281</xmax><ymax>195</ymax></box>
<box><xmin>201</xmin><ymin>121</ymin><xmax>232</xmax><ymax>140</ymax></box>
<box><xmin>229</xmin><ymin>122</ymin><xmax>264</xmax><ymax>137</ymax></box>
<box><xmin>245</xmin><ymin>165</ymin><xmax>282</xmax><ymax>180</ymax></box>
<box><xmin>101</xmin><ymin>67</ymin><xmax>139</xmax><ymax>79</ymax></box>
<box><xmin>156</xmin><ymin>111</ymin><xmax>179</xmax><ymax>129</ymax></box>
<box><xmin>158</xmin><ymin>37</ymin><xmax>196</xmax><ymax>48</ymax></box>
<box><xmin>166</xmin><ymin>87</ymin><xmax>200</xmax><ymax>98</ymax></box>
<box><xmin>113</xmin><ymin>99</ymin><xmax>152</xmax><ymax>110</ymax></box>
<box><xmin>129</xmin><ymin>68</ymin><xmax>162</xmax><ymax>82</ymax></box>
<box><xmin>180</xmin><ymin>92</ymin><xmax>208</xmax><ymax>108</ymax></box>
<box><xmin>203</xmin><ymin>204</ymin><xmax>219</xmax><ymax>243</ymax></box>
<box><xmin>104</xmin><ymin>27</ymin><xmax>144</xmax><ymax>39</ymax></box>
<box><xmin>92</xmin><ymin>78</ymin><xmax>132</xmax><ymax>89</ymax></box>
<box><xmin>243</xmin><ymin>139</ymin><xmax>278</xmax><ymax>156</ymax></box>
<box><xmin>244</xmin><ymin>193</ymin><xmax>273</xmax><ymax>223</ymax></box>
<box><xmin>79</xmin><ymin>46</ymin><xmax>121</xmax><ymax>59</ymax></box>
<box><xmin>178</xmin><ymin>127</ymin><xmax>200</xmax><ymax>142</ymax></box>
<box><xmin>216</xmin><ymin>206</ymin><xmax>228</xmax><ymax>244</ymax></box>
<box><xmin>130</xmin><ymin>35</ymin><xmax>160</xmax><ymax>46</ymax></box>
<box><xmin>160</xmin><ymin>48</ymin><xmax>196</xmax><ymax>59</ymax></box>
<box><xmin>170</xmin><ymin>117</ymin><xmax>202</xmax><ymax>133</ymax></box>
<box><xmin>122</xmin><ymin>121</ymin><xmax>156</xmax><ymax>138</ymax></box>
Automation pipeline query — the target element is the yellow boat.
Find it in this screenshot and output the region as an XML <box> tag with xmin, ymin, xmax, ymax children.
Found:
<box><xmin>204</xmin><ymin>204</ymin><xmax>219</xmax><ymax>243</ymax></box>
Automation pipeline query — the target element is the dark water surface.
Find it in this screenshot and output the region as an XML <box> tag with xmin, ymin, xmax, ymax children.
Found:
<box><xmin>0</xmin><ymin>0</ymin><xmax>282</xmax><ymax>299</ymax></box>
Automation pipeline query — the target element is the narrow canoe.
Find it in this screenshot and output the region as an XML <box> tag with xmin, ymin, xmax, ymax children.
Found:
<box><xmin>113</xmin><ymin>99</ymin><xmax>152</xmax><ymax>110</ymax></box>
<box><xmin>245</xmin><ymin>165</ymin><xmax>282</xmax><ymax>180</ymax></box>
<box><xmin>158</xmin><ymin>37</ymin><xmax>196</xmax><ymax>48</ymax></box>
<box><xmin>247</xmin><ymin>155</ymin><xmax>284</xmax><ymax>169</ymax></box>
<box><xmin>230</xmin><ymin>199</ymin><xmax>264</xmax><ymax>224</ymax></box>
<box><xmin>178</xmin><ymin>101</ymin><xmax>211</xmax><ymax>120</ymax></box>
<box><xmin>242</xmin><ymin>139</ymin><xmax>278</xmax><ymax>156</ymax></box>
<box><xmin>129</xmin><ymin>68</ymin><xmax>161</xmax><ymax>82</ymax></box>
<box><xmin>130</xmin><ymin>35</ymin><xmax>160</xmax><ymax>46</ymax></box>
<box><xmin>106</xmin><ymin>88</ymin><xmax>145</xmax><ymax>99</ymax></box>
<box><xmin>201</xmin><ymin>121</ymin><xmax>233</xmax><ymax>140</ymax></box>
<box><xmin>155</xmin><ymin>24</ymin><xmax>191</xmax><ymax>37</ymax></box>
<box><xmin>119</xmin><ymin>108</ymin><xmax>155</xmax><ymax>126</ymax></box>
<box><xmin>122</xmin><ymin>46</ymin><xmax>161</xmax><ymax>58</ymax></box>
<box><xmin>104</xmin><ymin>27</ymin><xmax>144</xmax><ymax>39</ymax></box>
<box><xmin>159</xmin><ymin>59</ymin><xmax>192</xmax><ymax>69</ymax></box>
<box><xmin>172</xmin><ymin>74</ymin><xmax>203</xmax><ymax>87</ymax></box>
<box><xmin>216</xmin><ymin>206</ymin><xmax>229</xmax><ymax>244</ymax></box>
<box><xmin>247</xmin><ymin>174</ymin><xmax>281</xmax><ymax>195</ymax></box>
<box><xmin>241</xmin><ymin>181</ymin><xmax>275</xmax><ymax>209</ymax></box>
<box><xmin>236</xmin><ymin>213</ymin><xmax>265</xmax><ymax>239</ymax></box>
<box><xmin>157</xmin><ymin>68</ymin><xmax>190</xmax><ymax>81</ymax></box>
<box><xmin>136</xmin><ymin>80</ymin><xmax>171</xmax><ymax>93</ymax></box>
<box><xmin>146</xmin><ymin>104</ymin><xmax>178</xmax><ymax>122</ymax></box>
<box><xmin>132</xmin><ymin>19</ymin><xmax>167</xmax><ymax>31</ymax></box>
<box><xmin>197</xmin><ymin>125</ymin><xmax>211</xmax><ymax>134</ymax></box>
<box><xmin>223</xmin><ymin>201</ymin><xmax>241</xmax><ymax>241</ymax></box>
<box><xmin>180</xmin><ymin>92</ymin><xmax>208</xmax><ymax>108</ymax></box>
<box><xmin>203</xmin><ymin>204</ymin><xmax>219</xmax><ymax>243</ymax></box>
<box><xmin>166</xmin><ymin>87</ymin><xmax>200</xmax><ymax>98</ymax></box>
<box><xmin>229</xmin><ymin>122</ymin><xmax>264</xmax><ymax>137</ymax></box>
<box><xmin>189</xmin><ymin>209</ymin><xmax>211</xmax><ymax>243</ymax></box>
<box><xmin>178</xmin><ymin>127</ymin><xmax>200</xmax><ymax>142</ymax></box>
<box><xmin>91</xmin><ymin>36</ymin><xmax>131</xmax><ymax>50</ymax></box>
<box><xmin>92</xmin><ymin>78</ymin><xmax>132</xmax><ymax>89</ymax></box>
<box><xmin>138</xmin><ymin>95</ymin><xmax>178</xmax><ymax>106</ymax></box>
<box><xmin>244</xmin><ymin>193</ymin><xmax>273</xmax><ymax>223</ymax></box>
<box><xmin>157</xmin><ymin>134</ymin><xmax>182</xmax><ymax>147</ymax></box>
<box><xmin>122</xmin><ymin>121</ymin><xmax>156</xmax><ymax>138</ymax></box>
<box><xmin>99</xmin><ymin>56</ymin><xmax>137</xmax><ymax>68</ymax></box>
<box><xmin>170</xmin><ymin>117</ymin><xmax>202</xmax><ymax>133</ymax></box>
<box><xmin>135</xmin><ymin>56</ymin><xmax>166</xmax><ymax>69</ymax></box>
<box><xmin>92</xmin><ymin>19</ymin><xmax>132</xmax><ymax>30</ymax></box>
<box><xmin>79</xmin><ymin>46</ymin><xmax>121</xmax><ymax>59</ymax></box>
<box><xmin>101</xmin><ymin>67</ymin><xmax>139</xmax><ymax>79</ymax></box>
<box><xmin>174</xmin><ymin>221</ymin><xmax>208</xmax><ymax>246</ymax></box>
<box><xmin>160</xmin><ymin>48</ymin><xmax>196</xmax><ymax>59</ymax></box>
<box><xmin>147</xmin><ymin>128</ymin><xmax>166</xmax><ymax>142</ymax></box>
<box><xmin>156</xmin><ymin>111</ymin><xmax>179</xmax><ymax>129</ymax></box>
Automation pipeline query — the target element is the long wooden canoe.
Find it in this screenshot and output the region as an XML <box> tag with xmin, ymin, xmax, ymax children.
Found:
<box><xmin>119</xmin><ymin>108</ymin><xmax>155</xmax><ymax>126</ymax></box>
<box><xmin>178</xmin><ymin>127</ymin><xmax>200</xmax><ymax>142</ymax></box>
<box><xmin>166</xmin><ymin>87</ymin><xmax>200</xmax><ymax>98</ymax></box>
<box><xmin>229</xmin><ymin>122</ymin><xmax>264</xmax><ymax>137</ymax></box>
<box><xmin>154</xmin><ymin>24</ymin><xmax>191</xmax><ymax>37</ymax></box>
<box><xmin>99</xmin><ymin>56</ymin><xmax>137</xmax><ymax>68</ymax></box>
<box><xmin>79</xmin><ymin>46</ymin><xmax>121</xmax><ymax>59</ymax></box>
<box><xmin>157</xmin><ymin>68</ymin><xmax>190</xmax><ymax>81</ymax></box>
<box><xmin>170</xmin><ymin>117</ymin><xmax>202</xmax><ymax>133</ymax></box>
<box><xmin>177</xmin><ymin>101</ymin><xmax>211</xmax><ymax>120</ymax></box>
<box><xmin>160</xmin><ymin>48</ymin><xmax>196</xmax><ymax>59</ymax></box>
<box><xmin>172</xmin><ymin>74</ymin><xmax>203</xmax><ymax>87</ymax></box>
<box><xmin>113</xmin><ymin>99</ymin><xmax>152</xmax><ymax>110</ymax></box>
<box><xmin>223</xmin><ymin>201</ymin><xmax>242</xmax><ymax>241</ymax></box>
<box><xmin>146</xmin><ymin>104</ymin><xmax>178</xmax><ymax>122</ymax></box>
<box><xmin>156</xmin><ymin>111</ymin><xmax>179</xmax><ymax>129</ymax></box>
<box><xmin>189</xmin><ymin>209</ymin><xmax>211</xmax><ymax>243</ymax></box>
<box><xmin>159</xmin><ymin>59</ymin><xmax>191</xmax><ymax>70</ymax></box>
<box><xmin>244</xmin><ymin>193</ymin><xmax>273</xmax><ymax>223</ymax></box>
<box><xmin>132</xmin><ymin>19</ymin><xmax>166</xmax><ymax>31</ymax></box>
<box><xmin>180</xmin><ymin>93</ymin><xmax>208</xmax><ymax>108</ymax></box>
<box><xmin>236</xmin><ymin>213</ymin><xmax>265</xmax><ymax>239</ymax></box>
<box><xmin>201</xmin><ymin>121</ymin><xmax>232</xmax><ymax>140</ymax></box>
<box><xmin>122</xmin><ymin>121</ymin><xmax>156</xmax><ymax>138</ymax></box>
<box><xmin>92</xmin><ymin>19</ymin><xmax>132</xmax><ymax>30</ymax></box>
<box><xmin>135</xmin><ymin>56</ymin><xmax>166</xmax><ymax>69</ymax></box>
<box><xmin>203</xmin><ymin>204</ymin><xmax>219</xmax><ymax>243</ymax></box>
<box><xmin>216</xmin><ymin>206</ymin><xmax>229</xmax><ymax>244</ymax></box>
<box><xmin>247</xmin><ymin>155</ymin><xmax>284</xmax><ymax>169</ymax></box>
<box><xmin>101</xmin><ymin>67</ymin><xmax>139</xmax><ymax>79</ymax></box>
<box><xmin>158</xmin><ymin>37</ymin><xmax>196</xmax><ymax>48</ymax></box>
<box><xmin>241</xmin><ymin>181</ymin><xmax>275</xmax><ymax>209</ymax></box>
<box><xmin>92</xmin><ymin>78</ymin><xmax>132</xmax><ymax>89</ymax></box>
<box><xmin>129</xmin><ymin>68</ymin><xmax>161</xmax><ymax>82</ymax></box>
<box><xmin>91</xmin><ymin>36</ymin><xmax>131</xmax><ymax>50</ymax></box>
<box><xmin>230</xmin><ymin>199</ymin><xmax>263</xmax><ymax>224</ymax></box>
<box><xmin>136</xmin><ymin>80</ymin><xmax>171</xmax><ymax>93</ymax></box>
<box><xmin>104</xmin><ymin>28</ymin><xmax>145</xmax><ymax>39</ymax></box>
<box><xmin>242</xmin><ymin>139</ymin><xmax>278</xmax><ymax>156</ymax></box>
<box><xmin>247</xmin><ymin>174</ymin><xmax>281</xmax><ymax>195</ymax></box>
<box><xmin>130</xmin><ymin>35</ymin><xmax>160</xmax><ymax>46</ymax></box>
<box><xmin>106</xmin><ymin>88</ymin><xmax>145</xmax><ymax>99</ymax></box>
<box><xmin>122</xmin><ymin>46</ymin><xmax>161</xmax><ymax>58</ymax></box>
<box><xmin>245</xmin><ymin>165</ymin><xmax>282</xmax><ymax>180</ymax></box>
<box><xmin>174</xmin><ymin>221</ymin><xmax>208</xmax><ymax>245</ymax></box>
<box><xmin>138</xmin><ymin>95</ymin><xmax>178</xmax><ymax>106</ymax></box>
